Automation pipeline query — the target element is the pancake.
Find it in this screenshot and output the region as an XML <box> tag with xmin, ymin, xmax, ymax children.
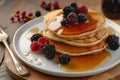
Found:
<box><xmin>43</xmin><ymin>27</ymin><xmax>108</xmax><ymax>46</ymax></box>
<box><xmin>43</xmin><ymin>9</ymin><xmax>108</xmax><ymax>56</ymax></box>
<box><xmin>44</xmin><ymin>10</ymin><xmax>105</xmax><ymax>39</ymax></box>
<box><xmin>49</xmin><ymin>40</ymin><xmax>107</xmax><ymax>56</ymax></box>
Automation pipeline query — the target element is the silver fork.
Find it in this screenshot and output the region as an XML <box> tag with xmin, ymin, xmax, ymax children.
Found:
<box><xmin>0</xmin><ymin>25</ymin><xmax>29</xmax><ymax>75</ymax></box>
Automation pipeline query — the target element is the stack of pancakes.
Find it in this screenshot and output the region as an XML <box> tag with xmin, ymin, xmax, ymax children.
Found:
<box><xmin>43</xmin><ymin>9</ymin><xmax>108</xmax><ymax>56</ymax></box>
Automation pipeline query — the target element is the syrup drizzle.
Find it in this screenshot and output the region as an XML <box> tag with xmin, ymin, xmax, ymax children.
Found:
<box><xmin>58</xmin><ymin>50</ymin><xmax>111</xmax><ymax>72</ymax></box>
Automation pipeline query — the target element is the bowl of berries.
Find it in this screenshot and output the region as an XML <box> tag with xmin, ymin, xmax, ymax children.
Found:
<box><xmin>13</xmin><ymin>2</ymin><xmax>120</xmax><ymax>77</ymax></box>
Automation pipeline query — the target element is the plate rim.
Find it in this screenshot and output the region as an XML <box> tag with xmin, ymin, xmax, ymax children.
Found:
<box><xmin>13</xmin><ymin>16</ymin><xmax>120</xmax><ymax>77</ymax></box>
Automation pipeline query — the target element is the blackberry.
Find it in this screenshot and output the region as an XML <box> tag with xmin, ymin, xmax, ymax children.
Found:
<box><xmin>67</xmin><ymin>12</ymin><xmax>78</xmax><ymax>25</ymax></box>
<box><xmin>70</xmin><ymin>2</ymin><xmax>77</xmax><ymax>8</ymax></box>
<box><xmin>59</xmin><ymin>54</ymin><xmax>71</xmax><ymax>64</ymax></box>
<box><xmin>30</xmin><ymin>33</ymin><xmax>43</xmax><ymax>42</ymax></box>
<box><xmin>35</xmin><ymin>11</ymin><xmax>41</xmax><ymax>17</ymax></box>
<box><xmin>61</xmin><ymin>18</ymin><xmax>68</xmax><ymax>26</ymax></box>
<box><xmin>78</xmin><ymin>13</ymin><xmax>87</xmax><ymax>23</ymax></box>
<box><xmin>63</xmin><ymin>6</ymin><xmax>78</xmax><ymax>17</ymax></box>
<box><xmin>63</xmin><ymin>6</ymin><xmax>71</xmax><ymax>17</ymax></box>
<box><xmin>42</xmin><ymin>44</ymin><xmax>56</xmax><ymax>59</ymax></box>
<box><xmin>106</xmin><ymin>34</ymin><xmax>120</xmax><ymax>50</ymax></box>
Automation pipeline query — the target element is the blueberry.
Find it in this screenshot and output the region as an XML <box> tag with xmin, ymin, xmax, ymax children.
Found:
<box><xmin>30</xmin><ymin>33</ymin><xmax>43</xmax><ymax>42</ymax></box>
<box><xmin>35</xmin><ymin>11</ymin><xmax>41</xmax><ymax>17</ymax></box>
<box><xmin>78</xmin><ymin>13</ymin><xmax>87</xmax><ymax>23</ymax></box>
<box><xmin>106</xmin><ymin>34</ymin><xmax>120</xmax><ymax>50</ymax></box>
<box><xmin>61</xmin><ymin>18</ymin><xmax>68</xmax><ymax>26</ymax></box>
<box><xmin>59</xmin><ymin>54</ymin><xmax>71</xmax><ymax>64</ymax></box>
<box><xmin>70</xmin><ymin>2</ymin><xmax>77</xmax><ymax>8</ymax></box>
<box><xmin>42</xmin><ymin>44</ymin><xmax>56</xmax><ymax>59</ymax></box>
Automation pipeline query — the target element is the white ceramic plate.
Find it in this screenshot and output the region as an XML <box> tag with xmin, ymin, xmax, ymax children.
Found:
<box><xmin>13</xmin><ymin>16</ymin><xmax>120</xmax><ymax>77</ymax></box>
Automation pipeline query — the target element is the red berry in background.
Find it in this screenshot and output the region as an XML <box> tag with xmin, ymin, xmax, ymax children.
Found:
<box><xmin>40</xmin><ymin>1</ymin><xmax>46</xmax><ymax>9</ymax></box>
<box><xmin>23</xmin><ymin>17</ymin><xmax>29</xmax><ymax>23</ymax></box>
<box><xmin>16</xmin><ymin>10</ymin><xmax>20</xmax><ymax>14</ymax></box>
<box><xmin>17</xmin><ymin>17</ymin><xmax>21</xmax><ymax>22</ymax></box>
<box><xmin>38</xmin><ymin>37</ymin><xmax>49</xmax><ymax>47</ymax></box>
<box><xmin>28</xmin><ymin>12</ymin><xmax>33</xmax><ymax>17</ymax></box>
<box><xmin>30</xmin><ymin>41</ymin><xmax>41</xmax><ymax>51</ymax></box>
<box><xmin>15</xmin><ymin>14</ymin><xmax>20</xmax><ymax>18</ymax></box>
<box><xmin>10</xmin><ymin>17</ymin><xmax>15</xmax><ymax>22</ymax></box>
<box><xmin>53</xmin><ymin>1</ymin><xmax>60</xmax><ymax>10</ymax></box>
<box><xmin>77</xmin><ymin>5</ymin><xmax>88</xmax><ymax>14</ymax></box>
<box><xmin>48</xmin><ymin>3</ymin><xmax>51</xmax><ymax>7</ymax></box>
<box><xmin>21</xmin><ymin>11</ymin><xmax>26</xmax><ymax>17</ymax></box>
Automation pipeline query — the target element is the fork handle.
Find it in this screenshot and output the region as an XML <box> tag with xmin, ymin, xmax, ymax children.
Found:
<box><xmin>3</xmin><ymin>40</ymin><xmax>19</xmax><ymax>64</ymax></box>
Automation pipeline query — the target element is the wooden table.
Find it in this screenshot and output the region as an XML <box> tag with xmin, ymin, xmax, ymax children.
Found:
<box><xmin>1</xmin><ymin>0</ymin><xmax>120</xmax><ymax>80</ymax></box>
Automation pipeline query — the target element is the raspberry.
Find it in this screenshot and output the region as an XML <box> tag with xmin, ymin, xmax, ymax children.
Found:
<box><xmin>59</xmin><ymin>54</ymin><xmax>71</xmax><ymax>64</ymax></box>
<box><xmin>35</xmin><ymin>11</ymin><xmax>41</xmax><ymax>17</ymax></box>
<box><xmin>30</xmin><ymin>41</ymin><xmax>41</xmax><ymax>51</ymax></box>
<box><xmin>38</xmin><ymin>37</ymin><xmax>49</xmax><ymax>47</ymax></box>
<box><xmin>77</xmin><ymin>5</ymin><xmax>88</xmax><ymax>14</ymax></box>
<box><xmin>40</xmin><ymin>1</ymin><xmax>46</xmax><ymax>9</ymax></box>
<box><xmin>78</xmin><ymin>13</ymin><xmax>87</xmax><ymax>23</ymax></box>
<box><xmin>106</xmin><ymin>34</ymin><xmax>120</xmax><ymax>50</ymax></box>
<box><xmin>67</xmin><ymin>12</ymin><xmax>78</xmax><ymax>25</ymax></box>
<box><xmin>42</xmin><ymin>44</ymin><xmax>55</xmax><ymax>59</ymax></box>
<box><xmin>30</xmin><ymin>33</ymin><xmax>43</xmax><ymax>42</ymax></box>
<box><xmin>53</xmin><ymin>1</ymin><xmax>60</xmax><ymax>10</ymax></box>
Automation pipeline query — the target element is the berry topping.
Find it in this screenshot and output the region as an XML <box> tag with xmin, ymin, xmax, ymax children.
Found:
<box><xmin>38</xmin><ymin>37</ymin><xmax>49</xmax><ymax>47</ymax></box>
<box><xmin>77</xmin><ymin>5</ymin><xmax>88</xmax><ymax>14</ymax></box>
<box><xmin>30</xmin><ymin>41</ymin><xmax>41</xmax><ymax>51</ymax></box>
<box><xmin>59</xmin><ymin>54</ymin><xmax>71</xmax><ymax>64</ymax></box>
<box><xmin>67</xmin><ymin>12</ymin><xmax>78</xmax><ymax>25</ymax></box>
<box><xmin>42</xmin><ymin>44</ymin><xmax>56</xmax><ymax>59</ymax></box>
<box><xmin>35</xmin><ymin>11</ymin><xmax>41</xmax><ymax>17</ymax></box>
<box><xmin>63</xmin><ymin>6</ymin><xmax>72</xmax><ymax>17</ymax></box>
<box><xmin>63</xmin><ymin>6</ymin><xmax>78</xmax><ymax>17</ymax></box>
<box><xmin>70</xmin><ymin>2</ymin><xmax>77</xmax><ymax>8</ymax></box>
<box><xmin>30</xmin><ymin>33</ymin><xmax>43</xmax><ymax>42</ymax></box>
<box><xmin>78</xmin><ymin>13</ymin><xmax>87</xmax><ymax>23</ymax></box>
<box><xmin>106</xmin><ymin>34</ymin><xmax>120</xmax><ymax>50</ymax></box>
<box><xmin>61</xmin><ymin>18</ymin><xmax>68</xmax><ymax>26</ymax></box>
